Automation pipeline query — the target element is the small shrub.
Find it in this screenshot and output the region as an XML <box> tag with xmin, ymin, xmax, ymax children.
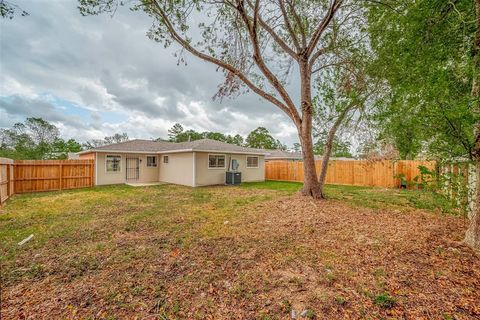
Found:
<box><xmin>303</xmin><ymin>309</ymin><xmax>316</xmax><ymax>319</ymax></box>
<box><xmin>281</xmin><ymin>299</ymin><xmax>292</xmax><ymax>312</ymax></box>
<box><xmin>335</xmin><ymin>296</ymin><xmax>347</xmax><ymax>305</ymax></box>
<box><xmin>373</xmin><ymin>293</ymin><xmax>396</xmax><ymax>308</ymax></box>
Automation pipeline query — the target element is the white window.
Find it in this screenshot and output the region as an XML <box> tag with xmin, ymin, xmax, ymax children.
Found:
<box><xmin>163</xmin><ymin>155</ymin><xmax>169</xmax><ymax>164</ymax></box>
<box><xmin>106</xmin><ymin>155</ymin><xmax>121</xmax><ymax>172</ymax></box>
<box><xmin>146</xmin><ymin>156</ymin><xmax>157</xmax><ymax>167</ymax></box>
<box><xmin>246</xmin><ymin>156</ymin><xmax>259</xmax><ymax>168</ymax></box>
<box><xmin>208</xmin><ymin>154</ymin><xmax>225</xmax><ymax>168</ymax></box>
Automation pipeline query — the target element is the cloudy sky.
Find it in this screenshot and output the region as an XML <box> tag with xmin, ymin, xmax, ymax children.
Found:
<box><xmin>0</xmin><ymin>0</ymin><xmax>299</xmax><ymax>146</ymax></box>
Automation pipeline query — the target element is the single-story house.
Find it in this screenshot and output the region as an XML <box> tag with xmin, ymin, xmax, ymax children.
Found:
<box><xmin>78</xmin><ymin>139</ymin><xmax>267</xmax><ymax>187</ymax></box>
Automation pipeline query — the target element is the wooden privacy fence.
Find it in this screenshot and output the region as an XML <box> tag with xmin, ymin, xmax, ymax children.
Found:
<box><xmin>14</xmin><ymin>160</ymin><xmax>95</xmax><ymax>193</ymax></box>
<box><xmin>0</xmin><ymin>159</ymin><xmax>95</xmax><ymax>205</ymax></box>
<box><xmin>0</xmin><ymin>157</ymin><xmax>14</xmax><ymax>205</ymax></box>
<box><xmin>265</xmin><ymin>159</ymin><xmax>436</xmax><ymax>188</ymax></box>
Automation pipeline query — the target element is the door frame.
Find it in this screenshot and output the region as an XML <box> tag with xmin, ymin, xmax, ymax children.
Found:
<box><xmin>126</xmin><ymin>157</ymin><xmax>140</xmax><ymax>181</ymax></box>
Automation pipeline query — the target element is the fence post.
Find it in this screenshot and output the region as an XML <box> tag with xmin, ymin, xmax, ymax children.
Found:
<box><xmin>6</xmin><ymin>164</ymin><xmax>10</xmax><ymax>197</ymax></box>
<box><xmin>90</xmin><ymin>160</ymin><xmax>94</xmax><ymax>187</ymax></box>
<box><xmin>59</xmin><ymin>163</ymin><xmax>63</xmax><ymax>191</ymax></box>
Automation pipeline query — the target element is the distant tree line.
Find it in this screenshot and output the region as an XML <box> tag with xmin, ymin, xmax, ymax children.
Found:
<box><xmin>0</xmin><ymin>118</ymin><xmax>132</xmax><ymax>160</ymax></box>
<box><xmin>0</xmin><ymin>118</ymin><xmax>81</xmax><ymax>159</ymax></box>
<box><xmin>0</xmin><ymin>118</ymin><xmax>356</xmax><ymax>160</ymax></box>
<box><xmin>165</xmin><ymin>123</ymin><xmax>288</xmax><ymax>151</ymax></box>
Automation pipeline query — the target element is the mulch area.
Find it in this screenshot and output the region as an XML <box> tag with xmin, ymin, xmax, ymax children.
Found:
<box><xmin>2</xmin><ymin>194</ymin><xmax>479</xmax><ymax>319</ymax></box>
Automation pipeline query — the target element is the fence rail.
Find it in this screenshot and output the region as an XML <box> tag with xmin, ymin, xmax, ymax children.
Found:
<box><xmin>265</xmin><ymin>159</ymin><xmax>436</xmax><ymax>188</ymax></box>
<box><xmin>0</xmin><ymin>159</ymin><xmax>95</xmax><ymax>205</ymax></box>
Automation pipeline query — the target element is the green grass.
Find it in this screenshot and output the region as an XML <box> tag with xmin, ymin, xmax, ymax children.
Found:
<box><xmin>373</xmin><ymin>293</ymin><xmax>397</xmax><ymax>309</ymax></box>
<box><xmin>0</xmin><ymin>181</ymin><xmax>472</xmax><ymax>318</ymax></box>
<box><xmin>1</xmin><ymin>181</ymin><xmax>458</xmax><ymax>263</ymax></box>
<box><xmin>241</xmin><ymin>180</ymin><xmax>303</xmax><ymax>194</ymax></box>
<box><xmin>242</xmin><ymin>181</ymin><xmax>461</xmax><ymax>214</ymax></box>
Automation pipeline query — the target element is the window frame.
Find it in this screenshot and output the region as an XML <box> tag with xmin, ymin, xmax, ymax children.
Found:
<box><xmin>208</xmin><ymin>154</ymin><xmax>226</xmax><ymax>169</ymax></box>
<box><xmin>146</xmin><ymin>155</ymin><xmax>157</xmax><ymax>167</ymax></box>
<box><xmin>105</xmin><ymin>154</ymin><xmax>121</xmax><ymax>173</ymax></box>
<box><xmin>163</xmin><ymin>155</ymin><xmax>169</xmax><ymax>164</ymax></box>
<box><xmin>246</xmin><ymin>156</ymin><xmax>259</xmax><ymax>169</ymax></box>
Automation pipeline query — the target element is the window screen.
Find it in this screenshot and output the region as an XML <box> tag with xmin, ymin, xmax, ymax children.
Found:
<box><xmin>208</xmin><ymin>155</ymin><xmax>225</xmax><ymax>168</ymax></box>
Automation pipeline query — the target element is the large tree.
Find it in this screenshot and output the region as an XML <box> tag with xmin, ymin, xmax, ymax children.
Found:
<box><xmin>367</xmin><ymin>0</ymin><xmax>479</xmax><ymax>249</ymax></box>
<box><xmin>467</xmin><ymin>0</ymin><xmax>480</xmax><ymax>250</ymax></box>
<box><xmin>367</xmin><ymin>0</ymin><xmax>474</xmax><ymax>160</ymax></box>
<box><xmin>79</xmin><ymin>0</ymin><xmax>365</xmax><ymax>199</ymax></box>
<box><xmin>312</xmin><ymin>34</ymin><xmax>383</xmax><ymax>193</ymax></box>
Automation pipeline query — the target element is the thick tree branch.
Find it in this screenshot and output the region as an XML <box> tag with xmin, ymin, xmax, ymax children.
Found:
<box><xmin>147</xmin><ymin>0</ymin><xmax>296</xmax><ymax>122</ymax></box>
<box><xmin>278</xmin><ymin>0</ymin><xmax>302</xmax><ymax>51</ymax></box>
<box><xmin>245</xmin><ymin>0</ymin><xmax>298</xmax><ymax>59</ymax></box>
<box><xmin>306</xmin><ymin>0</ymin><xmax>343</xmax><ymax>58</ymax></box>
<box><xmin>236</xmin><ymin>0</ymin><xmax>301</xmax><ymax>125</ymax></box>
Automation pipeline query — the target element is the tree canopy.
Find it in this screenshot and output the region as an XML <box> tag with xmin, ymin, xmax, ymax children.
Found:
<box><xmin>165</xmin><ymin>123</ymin><xmax>287</xmax><ymax>149</ymax></box>
<box><xmin>245</xmin><ymin>127</ymin><xmax>286</xmax><ymax>150</ymax></box>
<box><xmin>367</xmin><ymin>0</ymin><xmax>476</xmax><ymax>160</ymax></box>
<box><xmin>0</xmin><ymin>118</ymin><xmax>81</xmax><ymax>159</ymax></box>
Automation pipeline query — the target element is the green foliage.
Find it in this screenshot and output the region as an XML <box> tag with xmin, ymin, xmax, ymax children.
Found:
<box><xmin>367</xmin><ymin>0</ymin><xmax>476</xmax><ymax>159</ymax></box>
<box><xmin>0</xmin><ymin>118</ymin><xmax>81</xmax><ymax>159</ymax></box>
<box><xmin>166</xmin><ymin>123</ymin><xmax>245</xmax><ymax>146</ymax></box>
<box><xmin>165</xmin><ymin>124</ymin><xmax>284</xmax><ymax>149</ymax></box>
<box><xmin>245</xmin><ymin>127</ymin><xmax>286</xmax><ymax>150</ymax></box>
<box><xmin>313</xmin><ymin>138</ymin><xmax>353</xmax><ymax>158</ymax></box>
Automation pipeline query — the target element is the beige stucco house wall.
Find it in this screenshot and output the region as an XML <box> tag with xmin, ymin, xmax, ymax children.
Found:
<box><xmin>195</xmin><ymin>152</ymin><xmax>265</xmax><ymax>186</ymax></box>
<box><xmin>80</xmin><ymin>152</ymin><xmax>160</xmax><ymax>186</ymax></box>
<box><xmin>158</xmin><ymin>152</ymin><xmax>194</xmax><ymax>187</ymax></box>
<box><xmin>78</xmin><ymin>140</ymin><xmax>266</xmax><ymax>187</ymax></box>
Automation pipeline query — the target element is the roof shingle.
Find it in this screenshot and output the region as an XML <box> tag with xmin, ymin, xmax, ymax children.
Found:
<box><xmin>80</xmin><ymin>139</ymin><xmax>268</xmax><ymax>155</ymax></box>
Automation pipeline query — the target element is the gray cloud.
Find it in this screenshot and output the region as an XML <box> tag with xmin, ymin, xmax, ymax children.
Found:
<box><xmin>0</xmin><ymin>95</ymin><xmax>87</xmax><ymax>129</ymax></box>
<box><xmin>0</xmin><ymin>0</ymin><xmax>299</xmax><ymax>145</ymax></box>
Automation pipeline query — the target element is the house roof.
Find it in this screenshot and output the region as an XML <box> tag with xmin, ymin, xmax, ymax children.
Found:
<box><xmin>78</xmin><ymin>139</ymin><xmax>269</xmax><ymax>155</ymax></box>
<box><xmin>264</xmin><ymin>150</ymin><xmax>355</xmax><ymax>161</ymax></box>
<box><xmin>265</xmin><ymin>150</ymin><xmax>304</xmax><ymax>160</ymax></box>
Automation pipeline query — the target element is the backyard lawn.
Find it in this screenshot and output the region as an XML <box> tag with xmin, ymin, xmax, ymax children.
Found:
<box><xmin>0</xmin><ymin>182</ymin><xmax>478</xmax><ymax>319</ymax></box>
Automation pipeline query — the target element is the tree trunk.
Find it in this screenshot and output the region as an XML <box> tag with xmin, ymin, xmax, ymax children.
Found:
<box><xmin>299</xmin><ymin>126</ymin><xmax>323</xmax><ymax>199</ymax></box>
<box><xmin>318</xmin><ymin>133</ymin><xmax>334</xmax><ymax>195</ymax></box>
<box><xmin>465</xmin><ymin>161</ymin><xmax>480</xmax><ymax>249</ymax></box>
<box><xmin>318</xmin><ymin>103</ymin><xmax>355</xmax><ymax>195</ymax></box>
<box><xmin>465</xmin><ymin>0</ymin><xmax>480</xmax><ymax>250</ymax></box>
<box><xmin>298</xmin><ymin>58</ymin><xmax>323</xmax><ymax>199</ymax></box>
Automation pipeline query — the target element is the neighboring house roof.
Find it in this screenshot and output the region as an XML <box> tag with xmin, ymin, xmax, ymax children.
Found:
<box><xmin>78</xmin><ymin>139</ymin><xmax>269</xmax><ymax>155</ymax></box>
<box><xmin>265</xmin><ymin>150</ymin><xmax>304</xmax><ymax>160</ymax></box>
<box><xmin>264</xmin><ymin>149</ymin><xmax>354</xmax><ymax>161</ymax></box>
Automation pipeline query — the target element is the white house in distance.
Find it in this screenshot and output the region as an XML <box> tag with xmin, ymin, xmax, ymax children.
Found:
<box><xmin>78</xmin><ymin>139</ymin><xmax>267</xmax><ymax>187</ymax></box>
